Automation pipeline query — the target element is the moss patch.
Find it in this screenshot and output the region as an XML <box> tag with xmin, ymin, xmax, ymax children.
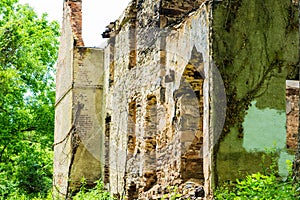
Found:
<box><xmin>212</xmin><ymin>0</ymin><xmax>298</xmax><ymax>136</ymax></box>
<box><xmin>212</xmin><ymin>0</ymin><xmax>299</xmax><ymax>185</ymax></box>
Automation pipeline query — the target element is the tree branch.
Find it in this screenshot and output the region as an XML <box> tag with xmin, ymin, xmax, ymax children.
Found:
<box><xmin>0</xmin><ymin>144</ymin><xmax>8</xmax><ymax>162</ymax></box>
<box><xmin>20</xmin><ymin>127</ymin><xmax>37</xmax><ymax>132</ymax></box>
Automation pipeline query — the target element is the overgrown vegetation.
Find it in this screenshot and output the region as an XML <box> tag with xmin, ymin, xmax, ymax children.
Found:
<box><xmin>72</xmin><ymin>179</ymin><xmax>115</xmax><ymax>200</ymax></box>
<box><xmin>215</xmin><ymin>151</ymin><xmax>300</xmax><ymax>199</ymax></box>
<box><xmin>0</xmin><ymin>0</ymin><xmax>59</xmax><ymax>199</ymax></box>
<box><xmin>215</xmin><ymin>171</ymin><xmax>299</xmax><ymax>199</ymax></box>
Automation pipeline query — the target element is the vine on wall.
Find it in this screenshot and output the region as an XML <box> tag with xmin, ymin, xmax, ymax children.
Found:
<box><xmin>212</xmin><ymin>0</ymin><xmax>299</xmax><ymax>139</ymax></box>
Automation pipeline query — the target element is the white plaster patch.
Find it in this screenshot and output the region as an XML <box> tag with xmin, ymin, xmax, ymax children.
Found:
<box><xmin>243</xmin><ymin>101</ymin><xmax>286</xmax><ymax>151</ymax></box>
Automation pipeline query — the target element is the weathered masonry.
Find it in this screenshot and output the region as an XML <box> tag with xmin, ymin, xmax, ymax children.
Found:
<box><xmin>54</xmin><ymin>0</ymin><xmax>299</xmax><ymax>199</ymax></box>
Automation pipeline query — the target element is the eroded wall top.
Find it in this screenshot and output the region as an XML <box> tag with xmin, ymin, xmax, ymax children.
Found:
<box><xmin>102</xmin><ymin>0</ymin><xmax>209</xmax><ymax>39</ymax></box>
<box><xmin>64</xmin><ymin>0</ymin><xmax>84</xmax><ymax>46</ymax></box>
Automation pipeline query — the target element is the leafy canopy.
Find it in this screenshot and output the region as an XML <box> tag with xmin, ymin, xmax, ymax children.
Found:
<box><xmin>0</xmin><ymin>0</ymin><xmax>59</xmax><ymax>198</ymax></box>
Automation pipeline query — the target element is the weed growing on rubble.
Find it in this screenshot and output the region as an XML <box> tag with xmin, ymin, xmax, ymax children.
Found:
<box><xmin>215</xmin><ymin>172</ymin><xmax>299</xmax><ymax>199</ymax></box>
<box><xmin>161</xmin><ymin>186</ymin><xmax>182</xmax><ymax>200</ymax></box>
<box><xmin>214</xmin><ymin>159</ymin><xmax>300</xmax><ymax>199</ymax></box>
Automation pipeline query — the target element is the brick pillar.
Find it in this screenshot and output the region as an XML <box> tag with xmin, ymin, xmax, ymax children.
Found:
<box><xmin>53</xmin><ymin>1</ymin><xmax>105</xmax><ymax>198</ymax></box>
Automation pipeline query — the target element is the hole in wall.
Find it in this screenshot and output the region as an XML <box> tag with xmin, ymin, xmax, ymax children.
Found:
<box><xmin>173</xmin><ymin>45</ymin><xmax>205</xmax><ymax>183</ymax></box>
<box><xmin>104</xmin><ymin>114</ymin><xmax>111</xmax><ymax>184</ymax></box>
<box><xmin>128</xmin><ymin>101</ymin><xmax>137</xmax><ymax>154</ymax></box>
<box><xmin>143</xmin><ymin>95</ymin><xmax>158</xmax><ymax>191</ymax></box>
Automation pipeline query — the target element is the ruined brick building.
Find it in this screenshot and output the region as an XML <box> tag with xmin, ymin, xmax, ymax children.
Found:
<box><xmin>54</xmin><ymin>0</ymin><xmax>300</xmax><ymax>199</ymax></box>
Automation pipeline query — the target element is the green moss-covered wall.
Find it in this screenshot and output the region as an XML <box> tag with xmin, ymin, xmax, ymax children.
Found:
<box><xmin>212</xmin><ymin>0</ymin><xmax>299</xmax><ymax>185</ymax></box>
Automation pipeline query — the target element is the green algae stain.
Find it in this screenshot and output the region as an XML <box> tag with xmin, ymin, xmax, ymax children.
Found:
<box><xmin>216</xmin><ymin>125</ymin><xmax>273</xmax><ymax>183</ymax></box>
<box><xmin>212</xmin><ymin>0</ymin><xmax>298</xmax><ymax>140</ymax></box>
<box><xmin>212</xmin><ymin>0</ymin><xmax>298</xmax><ymax>185</ymax></box>
<box><xmin>213</xmin><ymin>0</ymin><xmax>298</xmax><ymax>129</ymax></box>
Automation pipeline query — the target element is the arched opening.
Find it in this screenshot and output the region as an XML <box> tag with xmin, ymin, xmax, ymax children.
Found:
<box><xmin>174</xmin><ymin>46</ymin><xmax>205</xmax><ymax>184</ymax></box>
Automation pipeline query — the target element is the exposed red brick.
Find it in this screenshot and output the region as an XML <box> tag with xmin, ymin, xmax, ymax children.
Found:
<box><xmin>66</xmin><ymin>1</ymin><xmax>84</xmax><ymax>46</ymax></box>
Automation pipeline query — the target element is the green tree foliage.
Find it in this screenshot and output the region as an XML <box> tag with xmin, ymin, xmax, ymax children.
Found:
<box><xmin>0</xmin><ymin>0</ymin><xmax>59</xmax><ymax>198</ymax></box>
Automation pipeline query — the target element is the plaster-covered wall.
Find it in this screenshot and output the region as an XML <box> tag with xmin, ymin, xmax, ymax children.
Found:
<box><xmin>54</xmin><ymin>47</ymin><xmax>105</xmax><ymax>198</ymax></box>
<box><xmin>53</xmin><ymin>1</ymin><xmax>76</xmax><ymax>197</ymax></box>
<box><xmin>54</xmin><ymin>1</ymin><xmax>104</xmax><ymax>198</ymax></box>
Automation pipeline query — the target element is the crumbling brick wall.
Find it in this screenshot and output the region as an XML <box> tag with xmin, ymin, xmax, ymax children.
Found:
<box><xmin>65</xmin><ymin>0</ymin><xmax>84</xmax><ymax>46</ymax></box>
<box><xmin>286</xmin><ymin>81</ymin><xmax>299</xmax><ymax>151</ymax></box>
<box><xmin>54</xmin><ymin>0</ymin><xmax>299</xmax><ymax>199</ymax></box>
<box><xmin>102</xmin><ymin>1</ymin><xmax>212</xmax><ymax>199</ymax></box>
<box><xmin>160</xmin><ymin>0</ymin><xmax>206</xmax><ymax>27</ymax></box>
